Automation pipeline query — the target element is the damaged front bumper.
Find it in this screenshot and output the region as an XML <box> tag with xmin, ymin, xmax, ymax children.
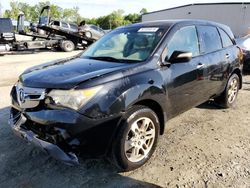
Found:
<box><xmin>9</xmin><ymin>112</ymin><xmax>79</xmax><ymax>165</ymax></box>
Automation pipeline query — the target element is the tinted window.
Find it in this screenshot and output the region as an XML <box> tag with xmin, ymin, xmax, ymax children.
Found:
<box><xmin>61</xmin><ymin>22</ymin><xmax>68</xmax><ymax>28</ymax></box>
<box><xmin>0</xmin><ymin>18</ymin><xmax>13</xmax><ymax>33</ymax></box>
<box><xmin>218</xmin><ymin>28</ymin><xmax>233</xmax><ymax>48</ymax></box>
<box><xmin>90</xmin><ymin>25</ymin><xmax>98</xmax><ymax>30</ymax></box>
<box><xmin>69</xmin><ymin>24</ymin><xmax>78</xmax><ymax>31</ymax></box>
<box><xmin>198</xmin><ymin>26</ymin><xmax>222</xmax><ymax>53</ymax></box>
<box><xmin>52</xmin><ymin>21</ymin><xmax>60</xmax><ymax>26</ymax></box>
<box><xmin>167</xmin><ymin>26</ymin><xmax>199</xmax><ymax>57</ymax></box>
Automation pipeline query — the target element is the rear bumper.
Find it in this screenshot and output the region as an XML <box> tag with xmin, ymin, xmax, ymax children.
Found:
<box><xmin>9</xmin><ymin>112</ymin><xmax>79</xmax><ymax>165</ymax></box>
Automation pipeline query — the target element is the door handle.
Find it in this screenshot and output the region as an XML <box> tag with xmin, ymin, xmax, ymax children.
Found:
<box><xmin>197</xmin><ymin>63</ymin><xmax>205</xmax><ymax>69</ymax></box>
<box><xmin>226</xmin><ymin>54</ymin><xmax>230</xmax><ymax>59</ymax></box>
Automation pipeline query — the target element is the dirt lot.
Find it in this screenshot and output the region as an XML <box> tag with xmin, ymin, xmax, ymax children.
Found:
<box><xmin>0</xmin><ymin>51</ymin><xmax>250</xmax><ymax>188</ymax></box>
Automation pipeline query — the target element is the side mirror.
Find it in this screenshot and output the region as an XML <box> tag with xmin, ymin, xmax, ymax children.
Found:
<box><xmin>166</xmin><ymin>51</ymin><xmax>192</xmax><ymax>64</ymax></box>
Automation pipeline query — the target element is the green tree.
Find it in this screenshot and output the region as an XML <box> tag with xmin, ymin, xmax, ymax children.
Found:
<box><xmin>3</xmin><ymin>1</ymin><xmax>146</xmax><ymax>29</ymax></box>
<box><xmin>94</xmin><ymin>9</ymin><xmax>131</xmax><ymax>29</ymax></box>
<box><xmin>140</xmin><ymin>8</ymin><xmax>148</xmax><ymax>15</ymax></box>
<box><xmin>50</xmin><ymin>4</ymin><xmax>63</xmax><ymax>20</ymax></box>
<box><xmin>124</xmin><ymin>13</ymin><xmax>140</xmax><ymax>24</ymax></box>
<box><xmin>4</xmin><ymin>1</ymin><xmax>20</xmax><ymax>19</ymax></box>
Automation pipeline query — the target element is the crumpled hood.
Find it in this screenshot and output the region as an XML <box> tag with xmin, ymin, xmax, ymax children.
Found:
<box><xmin>20</xmin><ymin>57</ymin><xmax>134</xmax><ymax>89</ymax></box>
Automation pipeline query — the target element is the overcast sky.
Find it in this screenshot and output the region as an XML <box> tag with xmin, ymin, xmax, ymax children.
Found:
<box><xmin>1</xmin><ymin>0</ymin><xmax>249</xmax><ymax>18</ymax></box>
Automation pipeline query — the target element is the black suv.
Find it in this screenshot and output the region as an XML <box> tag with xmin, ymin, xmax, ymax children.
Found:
<box><xmin>9</xmin><ymin>20</ymin><xmax>243</xmax><ymax>171</ymax></box>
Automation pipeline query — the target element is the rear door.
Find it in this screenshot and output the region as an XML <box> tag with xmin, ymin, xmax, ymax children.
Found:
<box><xmin>196</xmin><ymin>25</ymin><xmax>225</xmax><ymax>97</ymax></box>
<box><xmin>217</xmin><ymin>28</ymin><xmax>236</xmax><ymax>92</ymax></box>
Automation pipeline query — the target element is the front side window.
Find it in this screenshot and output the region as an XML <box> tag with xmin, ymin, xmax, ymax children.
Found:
<box><xmin>197</xmin><ymin>26</ymin><xmax>222</xmax><ymax>53</ymax></box>
<box><xmin>52</xmin><ymin>21</ymin><xmax>60</xmax><ymax>26</ymax></box>
<box><xmin>167</xmin><ymin>26</ymin><xmax>200</xmax><ymax>58</ymax></box>
<box><xmin>218</xmin><ymin>28</ymin><xmax>233</xmax><ymax>48</ymax></box>
<box><xmin>81</xmin><ymin>26</ymin><xmax>167</xmax><ymax>62</ymax></box>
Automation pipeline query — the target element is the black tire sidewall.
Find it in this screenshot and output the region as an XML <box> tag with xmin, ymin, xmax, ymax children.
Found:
<box><xmin>61</xmin><ymin>40</ymin><xmax>75</xmax><ymax>52</ymax></box>
<box><xmin>113</xmin><ymin>106</ymin><xmax>160</xmax><ymax>171</ymax></box>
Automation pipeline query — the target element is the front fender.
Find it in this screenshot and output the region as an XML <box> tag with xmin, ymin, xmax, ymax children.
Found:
<box><xmin>110</xmin><ymin>83</ymin><xmax>165</xmax><ymax>114</ymax></box>
<box><xmin>79</xmin><ymin>69</ymin><xmax>166</xmax><ymax>119</ymax></box>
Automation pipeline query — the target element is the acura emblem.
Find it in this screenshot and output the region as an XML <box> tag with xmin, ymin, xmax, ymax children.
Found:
<box><xmin>19</xmin><ymin>89</ymin><xmax>25</xmax><ymax>103</ymax></box>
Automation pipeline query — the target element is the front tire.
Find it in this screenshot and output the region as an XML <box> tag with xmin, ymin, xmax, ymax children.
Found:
<box><xmin>112</xmin><ymin>105</ymin><xmax>160</xmax><ymax>171</ymax></box>
<box><xmin>215</xmin><ymin>73</ymin><xmax>240</xmax><ymax>108</ymax></box>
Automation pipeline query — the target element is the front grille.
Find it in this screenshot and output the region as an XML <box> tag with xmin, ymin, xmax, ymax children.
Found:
<box><xmin>14</xmin><ymin>82</ymin><xmax>46</xmax><ymax>109</ymax></box>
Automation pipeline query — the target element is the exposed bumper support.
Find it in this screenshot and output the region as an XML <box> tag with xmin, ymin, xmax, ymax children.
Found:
<box><xmin>9</xmin><ymin>114</ymin><xmax>79</xmax><ymax>165</ymax></box>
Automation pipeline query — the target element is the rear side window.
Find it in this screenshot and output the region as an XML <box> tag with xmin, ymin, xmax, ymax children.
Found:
<box><xmin>218</xmin><ymin>28</ymin><xmax>233</xmax><ymax>48</ymax></box>
<box><xmin>197</xmin><ymin>26</ymin><xmax>222</xmax><ymax>53</ymax></box>
<box><xmin>167</xmin><ymin>26</ymin><xmax>199</xmax><ymax>57</ymax></box>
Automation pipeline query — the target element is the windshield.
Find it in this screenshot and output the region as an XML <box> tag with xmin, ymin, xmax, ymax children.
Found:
<box><xmin>81</xmin><ymin>26</ymin><xmax>167</xmax><ymax>63</ymax></box>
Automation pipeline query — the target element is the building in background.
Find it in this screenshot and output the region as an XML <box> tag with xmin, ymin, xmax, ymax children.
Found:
<box><xmin>142</xmin><ymin>2</ymin><xmax>250</xmax><ymax>37</ymax></box>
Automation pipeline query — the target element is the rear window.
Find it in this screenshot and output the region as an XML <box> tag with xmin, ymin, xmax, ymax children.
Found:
<box><xmin>0</xmin><ymin>18</ymin><xmax>13</xmax><ymax>33</ymax></box>
<box><xmin>197</xmin><ymin>26</ymin><xmax>222</xmax><ymax>54</ymax></box>
<box><xmin>218</xmin><ymin>28</ymin><xmax>233</xmax><ymax>48</ymax></box>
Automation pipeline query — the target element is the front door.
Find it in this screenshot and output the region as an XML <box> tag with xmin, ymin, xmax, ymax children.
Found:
<box><xmin>161</xmin><ymin>25</ymin><xmax>208</xmax><ymax>118</ymax></box>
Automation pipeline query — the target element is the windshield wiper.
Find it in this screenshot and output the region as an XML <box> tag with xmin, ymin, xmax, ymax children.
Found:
<box><xmin>88</xmin><ymin>56</ymin><xmax>123</xmax><ymax>63</ymax></box>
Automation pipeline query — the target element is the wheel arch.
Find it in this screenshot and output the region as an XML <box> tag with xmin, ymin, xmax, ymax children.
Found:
<box><xmin>134</xmin><ymin>99</ymin><xmax>166</xmax><ymax>135</ymax></box>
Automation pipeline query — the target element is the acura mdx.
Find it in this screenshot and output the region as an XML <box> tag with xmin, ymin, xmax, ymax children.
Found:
<box><xmin>9</xmin><ymin>20</ymin><xmax>243</xmax><ymax>171</ymax></box>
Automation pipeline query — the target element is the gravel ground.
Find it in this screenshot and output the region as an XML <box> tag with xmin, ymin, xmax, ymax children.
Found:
<box><xmin>0</xmin><ymin>51</ymin><xmax>250</xmax><ymax>188</ymax></box>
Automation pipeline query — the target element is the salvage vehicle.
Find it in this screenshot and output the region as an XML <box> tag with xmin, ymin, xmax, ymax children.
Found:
<box><xmin>9</xmin><ymin>20</ymin><xmax>243</xmax><ymax>171</ymax></box>
<box><xmin>78</xmin><ymin>24</ymin><xmax>106</xmax><ymax>41</ymax></box>
<box><xmin>236</xmin><ymin>36</ymin><xmax>250</xmax><ymax>71</ymax></box>
<box><xmin>0</xmin><ymin>6</ymin><xmax>102</xmax><ymax>54</ymax></box>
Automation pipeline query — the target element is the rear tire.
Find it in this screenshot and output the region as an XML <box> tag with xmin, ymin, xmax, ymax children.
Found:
<box><xmin>111</xmin><ymin>105</ymin><xmax>160</xmax><ymax>171</ymax></box>
<box><xmin>214</xmin><ymin>74</ymin><xmax>240</xmax><ymax>108</ymax></box>
<box><xmin>60</xmin><ymin>40</ymin><xmax>75</xmax><ymax>52</ymax></box>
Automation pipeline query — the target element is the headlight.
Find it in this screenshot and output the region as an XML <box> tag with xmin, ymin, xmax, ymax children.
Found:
<box><xmin>47</xmin><ymin>85</ymin><xmax>103</xmax><ymax>110</ymax></box>
<box><xmin>85</xmin><ymin>31</ymin><xmax>92</xmax><ymax>38</ymax></box>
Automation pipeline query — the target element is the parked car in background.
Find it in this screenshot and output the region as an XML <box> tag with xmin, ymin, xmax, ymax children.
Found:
<box><xmin>9</xmin><ymin>20</ymin><xmax>243</xmax><ymax>171</ymax></box>
<box><xmin>79</xmin><ymin>24</ymin><xmax>106</xmax><ymax>41</ymax></box>
<box><xmin>49</xmin><ymin>20</ymin><xmax>105</xmax><ymax>41</ymax></box>
<box><xmin>50</xmin><ymin>20</ymin><xmax>79</xmax><ymax>33</ymax></box>
<box><xmin>236</xmin><ymin>35</ymin><xmax>250</xmax><ymax>70</ymax></box>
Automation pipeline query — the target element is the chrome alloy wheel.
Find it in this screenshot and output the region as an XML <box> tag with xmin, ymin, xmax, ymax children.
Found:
<box><xmin>228</xmin><ymin>77</ymin><xmax>238</xmax><ymax>104</ymax></box>
<box><xmin>124</xmin><ymin>117</ymin><xmax>156</xmax><ymax>163</ymax></box>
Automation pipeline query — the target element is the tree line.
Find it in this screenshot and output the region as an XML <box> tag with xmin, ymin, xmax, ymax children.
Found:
<box><xmin>3</xmin><ymin>1</ymin><xmax>147</xmax><ymax>29</ymax></box>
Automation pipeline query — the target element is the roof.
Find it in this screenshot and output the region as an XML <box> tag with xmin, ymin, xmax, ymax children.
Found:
<box><xmin>122</xmin><ymin>19</ymin><xmax>234</xmax><ymax>39</ymax></box>
<box><xmin>143</xmin><ymin>2</ymin><xmax>250</xmax><ymax>15</ymax></box>
<box><xmin>129</xmin><ymin>19</ymin><xmax>227</xmax><ymax>29</ymax></box>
